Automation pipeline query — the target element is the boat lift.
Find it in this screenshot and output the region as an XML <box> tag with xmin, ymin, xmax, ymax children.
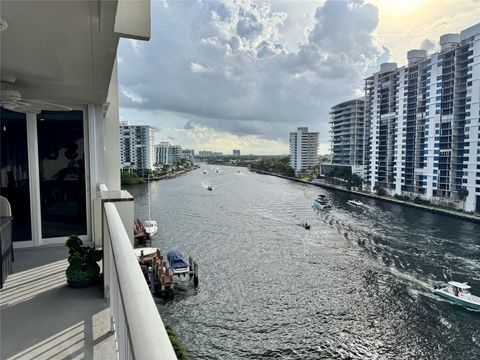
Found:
<box><xmin>135</xmin><ymin>248</ymin><xmax>198</xmax><ymax>298</ymax></box>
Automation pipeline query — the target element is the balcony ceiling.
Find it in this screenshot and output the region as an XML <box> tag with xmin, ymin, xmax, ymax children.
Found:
<box><xmin>1</xmin><ymin>0</ymin><xmax>119</xmax><ymax>105</ymax></box>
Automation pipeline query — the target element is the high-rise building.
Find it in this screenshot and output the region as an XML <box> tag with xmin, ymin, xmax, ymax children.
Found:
<box><xmin>182</xmin><ymin>149</ymin><xmax>195</xmax><ymax>162</ymax></box>
<box><xmin>329</xmin><ymin>98</ymin><xmax>365</xmax><ymax>176</ymax></box>
<box><xmin>198</xmin><ymin>150</ymin><xmax>223</xmax><ymax>157</ymax></box>
<box><xmin>363</xmin><ymin>22</ymin><xmax>480</xmax><ymax>212</ymax></box>
<box><xmin>233</xmin><ymin>149</ymin><xmax>241</xmax><ymax>156</ymax></box>
<box><xmin>120</xmin><ymin>123</ymin><xmax>155</xmax><ymax>171</ymax></box>
<box><xmin>289</xmin><ymin>127</ymin><xmax>319</xmax><ymax>172</ymax></box>
<box><xmin>155</xmin><ymin>142</ymin><xmax>183</xmax><ymax>164</ymax></box>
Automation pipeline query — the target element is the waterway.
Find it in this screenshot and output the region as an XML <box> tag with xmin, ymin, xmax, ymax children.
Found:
<box><xmin>126</xmin><ymin>165</ymin><xmax>480</xmax><ymax>359</ymax></box>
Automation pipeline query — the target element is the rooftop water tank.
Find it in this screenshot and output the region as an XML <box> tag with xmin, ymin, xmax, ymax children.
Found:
<box><xmin>439</xmin><ymin>33</ymin><xmax>460</xmax><ymax>51</ymax></box>
<box><xmin>379</xmin><ymin>62</ymin><xmax>397</xmax><ymax>74</ymax></box>
<box><xmin>407</xmin><ymin>49</ymin><xmax>427</xmax><ymax>66</ymax></box>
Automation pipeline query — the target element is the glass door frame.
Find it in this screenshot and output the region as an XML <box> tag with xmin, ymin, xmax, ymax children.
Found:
<box><xmin>13</xmin><ymin>105</ymin><xmax>92</xmax><ymax>248</ymax></box>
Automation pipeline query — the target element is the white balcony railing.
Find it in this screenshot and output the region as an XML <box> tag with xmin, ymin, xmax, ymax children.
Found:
<box><xmin>100</xmin><ymin>185</ymin><xmax>177</xmax><ymax>360</ymax></box>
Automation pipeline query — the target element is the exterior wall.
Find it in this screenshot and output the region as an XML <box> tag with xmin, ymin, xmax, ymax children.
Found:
<box><xmin>155</xmin><ymin>143</ymin><xmax>184</xmax><ymax>164</ymax></box>
<box><xmin>104</xmin><ymin>59</ymin><xmax>121</xmax><ymax>190</ymax></box>
<box><xmin>362</xmin><ymin>23</ymin><xmax>480</xmax><ymax>212</ymax></box>
<box><xmin>120</xmin><ymin>123</ymin><xmax>154</xmax><ymax>171</ymax></box>
<box><xmin>330</xmin><ymin>99</ymin><xmax>365</xmax><ymax>168</ymax></box>
<box><xmin>289</xmin><ymin>127</ymin><xmax>319</xmax><ymax>172</ymax></box>
<box><xmin>462</xmin><ymin>28</ymin><xmax>480</xmax><ymax>211</ymax></box>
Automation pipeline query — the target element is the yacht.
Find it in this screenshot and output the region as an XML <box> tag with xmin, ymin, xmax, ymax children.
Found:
<box><xmin>434</xmin><ymin>281</ymin><xmax>480</xmax><ymax>310</ymax></box>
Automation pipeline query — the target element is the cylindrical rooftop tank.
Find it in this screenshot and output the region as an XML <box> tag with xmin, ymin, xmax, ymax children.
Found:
<box><xmin>379</xmin><ymin>62</ymin><xmax>397</xmax><ymax>74</ymax></box>
<box><xmin>407</xmin><ymin>49</ymin><xmax>427</xmax><ymax>66</ymax></box>
<box><xmin>440</xmin><ymin>33</ymin><xmax>460</xmax><ymax>51</ymax></box>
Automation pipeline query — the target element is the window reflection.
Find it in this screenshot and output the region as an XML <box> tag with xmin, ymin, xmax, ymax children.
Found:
<box><xmin>37</xmin><ymin>111</ymin><xmax>87</xmax><ymax>238</ymax></box>
<box><xmin>0</xmin><ymin>108</ymin><xmax>32</xmax><ymax>241</ymax></box>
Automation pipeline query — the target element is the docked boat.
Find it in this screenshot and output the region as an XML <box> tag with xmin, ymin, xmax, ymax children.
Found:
<box><xmin>203</xmin><ymin>170</ymin><xmax>208</xmax><ymax>174</ymax></box>
<box><xmin>434</xmin><ymin>281</ymin><xmax>480</xmax><ymax>311</ymax></box>
<box><xmin>143</xmin><ymin>220</ymin><xmax>158</xmax><ymax>239</ymax></box>
<box><xmin>134</xmin><ymin>247</ymin><xmax>173</xmax><ymax>296</ymax></box>
<box><xmin>143</xmin><ymin>175</ymin><xmax>158</xmax><ymax>239</ymax></box>
<box><xmin>347</xmin><ymin>200</ymin><xmax>364</xmax><ymax>206</ymax></box>
<box><xmin>167</xmin><ymin>251</ymin><xmax>190</xmax><ymax>275</ymax></box>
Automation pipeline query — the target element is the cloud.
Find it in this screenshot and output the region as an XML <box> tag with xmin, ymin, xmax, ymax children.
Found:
<box><xmin>420</xmin><ymin>38</ymin><xmax>437</xmax><ymax>53</ymax></box>
<box><xmin>118</xmin><ymin>0</ymin><xmax>387</xmax><ymax>152</ymax></box>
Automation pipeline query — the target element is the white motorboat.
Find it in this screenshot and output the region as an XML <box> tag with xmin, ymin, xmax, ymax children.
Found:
<box><xmin>143</xmin><ymin>220</ymin><xmax>158</xmax><ymax>239</ymax></box>
<box><xmin>434</xmin><ymin>281</ymin><xmax>480</xmax><ymax>311</ymax></box>
<box><xmin>143</xmin><ymin>175</ymin><xmax>158</xmax><ymax>239</ymax></box>
<box><xmin>347</xmin><ymin>200</ymin><xmax>364</xmax><ymax>206</ymax></box>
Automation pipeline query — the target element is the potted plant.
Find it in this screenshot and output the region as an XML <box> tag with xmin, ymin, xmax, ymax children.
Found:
<box><xmin>65</xmin><ymin>235</ymin><xmax>103</xmax><ymax>288</ymax></box>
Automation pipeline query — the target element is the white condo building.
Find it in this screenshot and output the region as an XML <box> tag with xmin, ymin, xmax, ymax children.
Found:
<box><xmin>154</xmin><ymin>142</ymin><xmax>183</xmax><ymax>164</ymax></box>
<box><xmin>289</xmin><ymin>127</ymin><xmax>319</xmax><ymax>172</ymax></box>
<box><xmin>329</xmin><ymin>98</ymin><xmax>365</xmax><ymax>177</ymax></box>
<box><xmin>120</xmin><ymin>123</ymin><xmax>155</xmax><ymax>171</ymax></box>
<box><xmin>364</xmin><ymin>23</ymin><xmax>480</xmax><ymax>213</ymax></box>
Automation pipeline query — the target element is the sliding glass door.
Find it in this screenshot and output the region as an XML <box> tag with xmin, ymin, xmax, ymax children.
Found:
<box><xmin>37</xmin><ymin>111</ymin><xmax>87</xmax><ymax>239</ymax></box>
<box><xmin>0</xmin><ymin>108</ymin><xmax>32</xmax><ymax>242</ymax></box>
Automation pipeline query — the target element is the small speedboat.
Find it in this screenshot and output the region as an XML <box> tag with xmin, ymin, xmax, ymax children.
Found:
<box><xmin>347</xmin><ymin>200</ymin><xmax>363</xmax><ymax>206</ymax></box>
<box><xmin>143</xmin><ymin>220</ymin><xmax>158</xmax><ymax>239</ymax></box>
<box><xmin>434</xmin><ymin>281</ymin><xmax>480</xmax><ymax>311</ymax></box>
<box><xmin>167</xmin><ymin>251</ymin><xmax>190</xmax><ymax>275</ymax></box>
<box><xmin>207</xmin><ymin>186</ymin><xmax>212</xmax><ymax>191</ymax></box>
<box><xmin>303</xmin><ymin>223</ymin><xmax>310</xmax><ymax>230</ymax></box>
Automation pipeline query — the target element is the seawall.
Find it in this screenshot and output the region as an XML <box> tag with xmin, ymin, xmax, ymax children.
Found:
<box><xmin>250</xmin><ymin>169</ymin><xmax>480</xmax><ymax>223</ymax></box>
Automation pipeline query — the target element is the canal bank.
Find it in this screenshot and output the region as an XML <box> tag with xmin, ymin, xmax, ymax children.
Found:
<box><xmin>150</xmin><ymin>165</ymin><xmax>200</xmax><ymax>181</ymax></box>
<box><xmin>250</xmin><ymin>169</ymin><xmax>480</xmax><ymax>223</ymax></box>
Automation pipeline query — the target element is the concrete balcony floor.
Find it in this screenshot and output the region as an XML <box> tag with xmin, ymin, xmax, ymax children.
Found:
<box><xmin>1</xmin><ymin>246</ymin><xmax>116</xmax><ymax>360</ymax></box>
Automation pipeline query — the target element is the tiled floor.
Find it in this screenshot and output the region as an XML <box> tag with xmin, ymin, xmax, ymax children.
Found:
<box><xmin>1</xmin><ymin>246</ymin><xmax>116</xmax><ymax>360</ymax></box>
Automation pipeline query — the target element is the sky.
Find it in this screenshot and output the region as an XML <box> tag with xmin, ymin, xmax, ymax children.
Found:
<box><xmin>118</xmin><ymin>0</ymin><xmax>480</xmax><ymax>155</ymax></box>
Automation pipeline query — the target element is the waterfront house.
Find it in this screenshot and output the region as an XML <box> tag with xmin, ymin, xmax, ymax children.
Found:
<box><xmin>0</xmin><ymin>1</ymin><xmax>177</xmax><ymax>358</ymax></box>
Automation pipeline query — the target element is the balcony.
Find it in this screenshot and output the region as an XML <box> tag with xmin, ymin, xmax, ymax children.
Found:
<box><xmin>1</xmin><ymin>246</ymin><xmax>116</xmax><ymax>359</ymax></box>
<box><xmin>1</xmin><ymin>185</ymin><xmax>177</xmax><ymax>360</ymax></box>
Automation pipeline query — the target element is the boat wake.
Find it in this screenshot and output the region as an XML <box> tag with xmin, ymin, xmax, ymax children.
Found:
<box><xmin>388</xmin><ymin>267</ymin><xmax>434</xmax><ymax>292</ymax></box>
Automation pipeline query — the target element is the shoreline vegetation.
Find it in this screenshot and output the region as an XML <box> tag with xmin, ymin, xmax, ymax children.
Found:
<box><xmin>166</xmin><ymin>325</ymin><xmax>189</xmax><ymax>360</ymax></box>
<box><xmin>121</xmin><ymin>165</ymin><xmax>200</xmax><ymax>186</ymax></box>
<box><xmin>249</xmin><ymin>168</ymin><xmax>480</xmax><ymax>223</ymax></box>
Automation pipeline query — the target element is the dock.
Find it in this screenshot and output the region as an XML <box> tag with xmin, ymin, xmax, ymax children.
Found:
<box><xmin>135</xmin><ymin>248</ymin><xmax>198</xmax><ymax>298</ymax></box>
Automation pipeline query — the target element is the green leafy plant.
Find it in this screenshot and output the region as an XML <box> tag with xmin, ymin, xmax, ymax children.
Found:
<box><xmin>166</xmin><ymin>325</ymin><xmax>189</xmax><ymax>360</ymax></box>
<box><xmin>65</xmin><ymin>235</ymin><xmax>103</xmax><ymax>287</ymax></box>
